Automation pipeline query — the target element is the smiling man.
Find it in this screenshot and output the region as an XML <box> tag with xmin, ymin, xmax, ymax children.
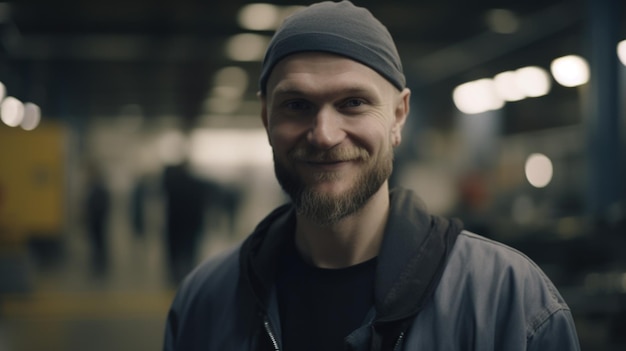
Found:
<box><xmin>265</xmin><ymin>52</ymin><xmax>408</xmax><ymax>232</ymax></box>
<box><xmin>163</xmin><ymin>2</ymin><xmax>580</xmax><ymax>350</ymax></box>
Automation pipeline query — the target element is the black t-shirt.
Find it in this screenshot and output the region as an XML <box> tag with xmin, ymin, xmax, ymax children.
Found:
<box><xmin>276</xmin><ymin>238</ymin><xmax>376</xmax><ymax>351</ymax></box>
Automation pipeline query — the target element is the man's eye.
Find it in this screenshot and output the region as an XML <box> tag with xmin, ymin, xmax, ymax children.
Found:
<box><xmin>342</xmin><ymin>99</ymin><xmax>366</xmax><ymax>108</ymax></box>
<box><xmin>285</xmin><ymin>100</ymin><xmax>311</xmax><ymax>110</ymax></box>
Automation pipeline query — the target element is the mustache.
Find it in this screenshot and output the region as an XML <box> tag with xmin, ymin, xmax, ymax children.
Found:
<box><xmin>288</xmin><ymin>146</ymin><xmax>370</xmax><ymax>163</ymax></box>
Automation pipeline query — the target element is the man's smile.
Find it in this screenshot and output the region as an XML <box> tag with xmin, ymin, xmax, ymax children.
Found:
<box><xmin>300</xmin><ymin>159</ymin><xmax>353</xmax><ymax>171</ymax></box>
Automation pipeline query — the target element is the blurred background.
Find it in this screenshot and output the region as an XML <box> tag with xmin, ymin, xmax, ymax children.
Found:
<box><xmin>0</xmin><ymin>0</ymin><xmax>624</xmax><ymax>350</ymax></box>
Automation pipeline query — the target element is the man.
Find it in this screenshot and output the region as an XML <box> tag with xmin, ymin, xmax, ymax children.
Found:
<box><xmin>163</xmin><ymin>1</ymin><xmax>580</xmax><ymax>350</ymax></box>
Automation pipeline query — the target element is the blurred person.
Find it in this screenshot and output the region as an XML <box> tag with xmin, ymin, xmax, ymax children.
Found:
<box><xmin>162</xmin><ymin>159</ymin><xmax>207</xmax><ymax>285</ymax></box>
<box><xmin>211</xmin><ymin>182</ymin><xmax>243</xmax><ymax>237</ymax></box>
<box><xmin>84</xmin><ymin>163</ymin><xmax>111</xmax><ymax>276</ymax></box>
<box><xmin>130</xmin><ymin>174</ymin><xmax>148</xmax><ymax>239</ymax></box>
<box><xmin>163</xmin><ymin>2</ymin><xmax>580</xmax><ymax>350</ymax></box>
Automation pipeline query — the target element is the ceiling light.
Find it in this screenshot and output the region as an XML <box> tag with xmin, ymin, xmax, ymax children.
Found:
<box><xmin>1</xmin><ymin>96</ymin><xmax>24</xmax><ymax>127</ymax></box>
<box><xmin>514</xmin><ymin>66</ymin><xmax>551</xmax><ymax>98</ymax></box>
<box><xmin>238</xmin><ymin>3</ymin><xmax>280</xmax><ymax>31</ymax></box>
<box><xmin>550</xmin><ymin>55</ymin><xmax>590</xmax><ymax>87</ymax></box>
<box><xmin>617</xmin><ymin>40</ymin><xmax>626</xmax><ymax>66</ymax></box>
<box><xmin>453</xmin><ymin>78</ymin><xmax>504</xmax><ymax>114</ymax></box>
<box><xmin>493</xmin><ymin>71</ymin><xmax>525</xmax><ymax>101</ymax></box>
<box><xmin>525</xmin><ymin>153</ymin><xmax>553</xmax><ymax>188</ymax></box>
<box><xmin>226</xmin><ymin>33</ymin><xmax>270</xmax><ymax>61</ymax></box>
<box><xmin>21</xmin><ymin>102</ymin><xmax>41</xmax><ymax>131</ymax></box>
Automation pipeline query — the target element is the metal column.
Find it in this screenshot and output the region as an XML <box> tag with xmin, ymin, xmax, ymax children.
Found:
<box><xmin>586</xmin><ymin>0</ymin><xmax>623</xmax><ymax>222</ymax></box>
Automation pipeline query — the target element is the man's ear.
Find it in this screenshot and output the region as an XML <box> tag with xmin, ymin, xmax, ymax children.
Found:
<box><xmin>392</xmin><ymin>88</ymin><xmax>410</xmax><ymax>147</ymax></box>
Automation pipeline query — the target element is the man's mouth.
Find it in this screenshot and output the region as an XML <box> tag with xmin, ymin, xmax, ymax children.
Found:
<box><xmin>306</xmin><ymin>159</ymin><xmax>347</xmax><ymax>164</ymax></box>
<box><xmin>290</xmin><ymin>146</ymin><xmax>369</xmax><ymax>165</ymax></box>
<box><xmin>299</xmin><ymin>158</ymin><xmax>352</xmax><ymax>170</ymax></box>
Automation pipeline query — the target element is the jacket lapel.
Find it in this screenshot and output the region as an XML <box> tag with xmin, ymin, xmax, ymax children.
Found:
<box><xmin>370</xmin><ymin>188</ymin><xmax>463</xmax><ymax>350</ymax></box>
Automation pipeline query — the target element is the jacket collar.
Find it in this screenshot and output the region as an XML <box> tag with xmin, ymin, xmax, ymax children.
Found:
<box><xmin>374</xmin><ymin>188</ymin><xmax>462</xmax><ymax>323</ymax></box>
<box><xmin>240</xmin><ymin>187</ymin><xmax>462</xmax><ymax>326</ymax></box>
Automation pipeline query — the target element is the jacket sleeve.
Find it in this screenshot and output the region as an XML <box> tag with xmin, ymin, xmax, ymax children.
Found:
<box><xmin>162</xmin><ymin>297</ymin><xmax>180</xmax><ymax>351</ymax></box>
<box><xmin>527</xmin><ymin>308</ymin><xmax>580</xmax><ymax>351</ymax></box>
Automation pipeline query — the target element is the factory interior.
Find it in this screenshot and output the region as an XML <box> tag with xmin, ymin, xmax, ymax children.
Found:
<box><xmin>0</xmin><ymin>0</ymin><xmax>625</xmax><ymax>350</ymax></box>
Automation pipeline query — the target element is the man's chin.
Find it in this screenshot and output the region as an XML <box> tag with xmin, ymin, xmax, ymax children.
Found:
<box><xmin>303</xmin><ymin>179</ymin><xmax>350</xmax><ymax>196</ymax></box>
<box><xmin>294</xmin><ymin>187</ymin><xmax>354</xmax><ymax>226</ymax></box>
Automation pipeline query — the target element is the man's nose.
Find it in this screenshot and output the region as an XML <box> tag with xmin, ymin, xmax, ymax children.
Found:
<box><xmin>306</xmin><ymin>107</ymin><xmax>346</xmax><ymax>149</ymax></box>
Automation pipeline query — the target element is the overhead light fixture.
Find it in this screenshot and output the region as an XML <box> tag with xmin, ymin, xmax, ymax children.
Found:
<box><xmin>550</xmin><ymin>55</ymin><xmax>590</xmax><ymax>87</ymax></box>
<box><xmin>237</xmin><ymin>4</ymin><xmax>305</xmax><ymax>31</ymax></box>
<box><xmin>225</xmin><ymin>33</ymin><xmax>270</xmax><ymax>61</ymax></box>
<box><xmin>493</xmin><ymin>71</ymin><xmax>525</xmax><ymax>102</ymax></box>
<box><xmin>453</xmin><ymin>65</ymin><xmax>552</xmax><ymax>114</ymax></box>
<box><xmin>525</xmin><ymin>153</ymin><xmax>553</xmax><ymax>188</ymax></box>
<box><xmin>1</xmin><ymin>96</ymin><xmax>24</xmax><ymax>127</ymax></box>
<box><xmin>238</xmin><ymin>3</ymin><xmax>281</xmax><ymax>31</ymax></box>
<box><xmin>452</xmin><ymin>78</ymin><xmax>504</xmax><ymax>115</ymax></box>
<box><xmin>21</xmin><ymin>102</ymin><xmax>41</xmax><ymax>131</ymax></box>
<box><xmin>514</xmin><ymin>66</ymin><xmax>551</xmax><ymax>98</ymax></box>
<box><xmin>617</xmin><ymin>40</ymin><xmax>626</xmax><ymax>66</ymax></box>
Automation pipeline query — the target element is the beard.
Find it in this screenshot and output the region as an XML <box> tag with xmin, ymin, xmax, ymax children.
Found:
<box><xmin>273</xmin><ymin>143</ymin><xmax>393</xmax><ymax>226</ymax></box>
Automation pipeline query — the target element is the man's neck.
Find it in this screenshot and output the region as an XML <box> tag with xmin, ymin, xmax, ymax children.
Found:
<box><xmin>294</xmin><ymin>184</ymin><xmax>390</xmax><ymax>269</ymax></box>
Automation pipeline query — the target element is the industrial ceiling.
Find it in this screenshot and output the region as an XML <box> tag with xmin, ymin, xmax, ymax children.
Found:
<box><xmin>1</xmin><ymin>0</ymin><xmax>623</xmax><ymax>132</ymax></box>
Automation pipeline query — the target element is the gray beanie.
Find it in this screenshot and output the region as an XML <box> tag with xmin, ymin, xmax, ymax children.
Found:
<box><xmin>259</xmin><ymin>0</ymin><xmax>405</xmax><ymax>94</ymax></box>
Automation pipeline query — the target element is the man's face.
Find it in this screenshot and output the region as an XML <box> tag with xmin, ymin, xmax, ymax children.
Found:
<box><xmin>261</xmin><ymin>52</ymin><xmax>410</xmax><ymax>225</ymax></box>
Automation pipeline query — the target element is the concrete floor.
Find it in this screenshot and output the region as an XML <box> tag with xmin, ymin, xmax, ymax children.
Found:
<box><xmin>0</xmin><ymin>198</ymin><xmax>240</xmax><ymax>351</ymax></box>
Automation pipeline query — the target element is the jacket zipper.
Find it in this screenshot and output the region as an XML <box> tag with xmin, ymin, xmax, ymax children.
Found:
<box><xmin>263</xmin><ymin>317</ymin><xmax>280</xmax><ymax>351</ymax></box>
<box><xmin>264</xmin><ymin>315</ymin><xmax>404</xmax><ymax>351</ymax></box>
<box><xmin>393</xmin><ymin>331</ymin><xmax>405</xmax><ymax>351</ymax></box>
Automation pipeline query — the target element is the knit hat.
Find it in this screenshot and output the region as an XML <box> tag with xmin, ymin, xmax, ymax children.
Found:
<box><xmin>259</xmin><ymin>0</ymin><xmax>405</xmax><ymax>94</ymax></box>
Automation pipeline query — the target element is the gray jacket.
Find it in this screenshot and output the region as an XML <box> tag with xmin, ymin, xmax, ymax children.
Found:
<box><xmin>163</xmin><ymin>188</ymin><xmax>580</xmax><ymax>350</ymax></box>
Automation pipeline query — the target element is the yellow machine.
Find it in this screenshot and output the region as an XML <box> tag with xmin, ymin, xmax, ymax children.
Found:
<box><xmin>0</xmin><ymin>121</ymin><xmax>66</xmax><ymax>246</ymax></box>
